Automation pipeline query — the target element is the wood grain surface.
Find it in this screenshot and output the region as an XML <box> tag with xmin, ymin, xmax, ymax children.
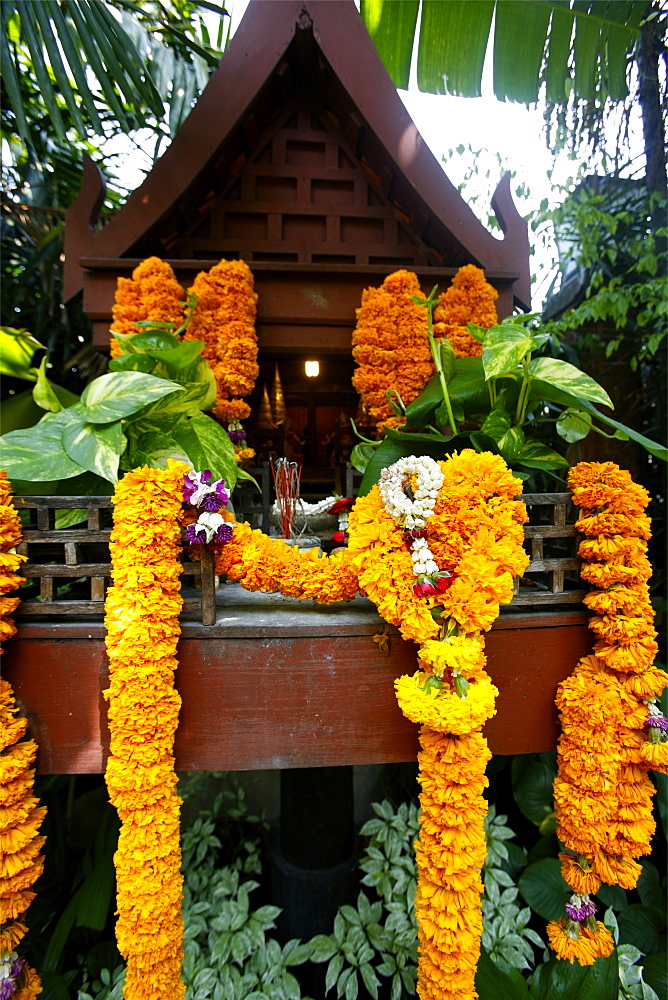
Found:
<box><xmin>2</xmin><ymin>589</ymin><xmax>591</xmax><ymax>773</ymax></box>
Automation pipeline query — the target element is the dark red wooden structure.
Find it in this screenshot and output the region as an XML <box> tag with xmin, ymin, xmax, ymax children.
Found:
<box><xmin>3</xmin><ymin>0</ymin><xmax>591</xmax><ymax>777</ymax></box>
<box><xmin>5</xmin><ymin>598</ymin><xmax>590</xmax><ymax>775</ymax></box>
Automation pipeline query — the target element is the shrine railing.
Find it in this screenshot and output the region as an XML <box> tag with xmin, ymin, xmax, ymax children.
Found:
<box><xmin>11</xmin><ymin>490</ymin><xmax>585</xmax><ymax>622</ymax></box>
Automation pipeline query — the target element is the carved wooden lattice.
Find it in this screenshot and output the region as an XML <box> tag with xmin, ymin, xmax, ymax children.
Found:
<box><xmin>13</xmin><ymin>497</ymin><xmax>217</xmax><ymax>624</ymax></box>
<box><xmin>513</xmin><ymin>492</ymin><xmax>585</xmax><ymax>605</ymax></box>
<box><xmin>12</xmin><ymin>489</ymin><xmax>585</xmax><ymax>619</ymax></box>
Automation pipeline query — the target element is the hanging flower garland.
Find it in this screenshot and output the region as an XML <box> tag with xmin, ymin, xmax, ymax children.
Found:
<box><xmin>433</xmin><ymin>264</ymin><xmax>499</xmax><ymax>359</ymax></box>
<box><xmin>214</xmin><ymin>518</ymin><xmax>359</xmax><ymax>604</ymax></box>
<box><xmin>104</xmin><ymin>461</ymin><xmax>190</xmax><ymax>1000</ymax></box>
<box><xmin>226</xmin><ymin>421</ymin><xmax>256</xmax><ymax>464</ymax></box>
<box><xmin>347</xmin><ymin>449</ymin><xmax>528</xmax><ymax>1000</ymax></box>
<box><xmin>0</xmin><ymin>682</ymin><xmax>44</xmax><ymax>1000</ymax></box>
<box><xmin>548</xmin><ymin>461</ymin><xmax>667</xmax><ymax>965</ymax></box>
<box><xmin>0</xmin><ymin>472</ymin><xmax>43</xmax><ymax>1000</ymax></box>
<box><xmin>0</xmin><ymin>473</ymin><xmax>26</xmax><ymax>649</ymax></box>
<box><xmin>351</xmin><ymin>270</ymin><xmax>434</xmax><ymax>433</ymax></box>
<box><xmin>183</xmin><ymin>259</ymin><xmax>259</xmax><ymax>427</ymax></box>
<box><xmin>110</xmin><ymin>257</ymin><xmax>186</xmax><ymax>357</ymax></box>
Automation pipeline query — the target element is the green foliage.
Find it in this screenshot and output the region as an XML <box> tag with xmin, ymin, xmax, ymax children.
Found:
<box><xmin>1</xmin><ymin>3</ymin><xmax>228</xmax><ymax>373</ymax></box>
<box><xmin>0</xmin><ymin>326</ymin><xmax>43</xmax><ymax>379</ymax></box>
<box><xmin>310</xmin><ymin>799</ymin><xmax>420</xmax><ymax>1000</ymax></box>
<box><xmin>482</xmin><ymin>805</ymin><xmax>544</xmax><ymax>971</ymax></box>
<box><xmin>529</xmin><ymin>951</ymin><xmax>619</xmax><ymax>1000</ymax></box>
<box><xmin>518</xmin><ymin>858</ymin><xmax>571</xmax><ymax>921</ymax></box>
<box><xmin>1</xmin><ymin>0</ymin><xmax>228</xmax><ymax>152</ymax></box>
<box><xmin>0</xmin><ymin>331</ymin><xmax>238</xmax><ymax>492</ymax></box>
<box><xmin>543</xmin><ymin>183</ymin><xmax>667</xmax><ymax>372</ymax></box>
<box><xmin>475</xmin><ymin>948</ymin><xmax>533</xmax><ymax>1000</ymax></box>
<box><xmin>512</xmin><ymin>754</ymin><xmax>557</xmax><ymax>832</ymax></box>
<box><xmin>356</xmin><ymin>302</ymin><xmax>665</xmax><ymax>493</ymax></box>
<box><xmin>359</xmin><ymin>1</ymin><xmax>643</xmax><ymax>104</ymax></box>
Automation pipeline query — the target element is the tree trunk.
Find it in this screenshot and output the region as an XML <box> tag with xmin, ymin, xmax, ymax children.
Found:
<box><xmin>636</xmin><ymin>3</ymin><xmax>667</xmax><ymax>210</ymax></box>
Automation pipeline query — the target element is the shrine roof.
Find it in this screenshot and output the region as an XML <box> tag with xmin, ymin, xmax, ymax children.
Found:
<box><xmin>64</xmin><ymin>0</ymin><xmax>530</xmax><ymax>313</ymax></box>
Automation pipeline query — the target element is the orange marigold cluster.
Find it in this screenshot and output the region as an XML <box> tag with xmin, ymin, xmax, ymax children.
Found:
<box><xmin>110</xmin><ymin>257</ymin><xmax>185</xmax><ymax>357</ymax></box>
<box><xmin>104</xmin><ymin>462</ymin><xmax>189</xmax><ymax>1000</ymax></box>
<box><xmin>183</xmin><ymin>259</ymin><xmax>258</xmax><ymax>422</ymax></box>
<box><xmin>347</xmin><ymin>450</ymin><xmax>528</xmax><ymax>644</ymax></box>
<box><xmin>414</xmin><ymin>728</ymin><xmax>491</xmax><ymax>1000</ymax></box>
<box><xmin>433</xmin><ymin>264</ymin><xmax>499</xmax><ymax>358</ymax></box>
<box><xmin>214</xmin><ymin>519</ymin><xmax>359</xmax><ymax>604</ymax></box>
<box><xmin>349</xmin><ymin>450</ymin><xmax>528</xmax><ymax>1000</ymax></box>
<box><xmin>0</xmin><ymin>680</ymin><xmax>45</xmax><ymax>998</ymax></box>
<box><xmin>0</xmin><ymin>472</ymin><xmax>26</xmax><ymax>648</ymax></box>
<box><xmin>549</xmin><ymin>462</ymin><xmax>666</xmax><ymax>965</ymax></box>
<box><xmin>351</xmin><ymin>270</ymin><xmax>433</xmax><ymax>433</ymax></box>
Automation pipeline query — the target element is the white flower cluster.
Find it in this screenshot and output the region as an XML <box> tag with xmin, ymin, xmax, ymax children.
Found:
<box><xmin>410</xmin><ymin>535</ymin><xmax>439</xmax><ymax>576</ymax></box>
<box><xmin>378</xmin><ymin>456</ymin><xmax>444</xmax><ymax>580</ymax></box>
<box><xmin>378</xmin><ymin>455</ymin><xmax>443</xmax><ymax>529</ymax></box>
<box><xmin>271</xmin><ymin>496</ymin><xmax>337</xmax><ymax>517</ymax></box>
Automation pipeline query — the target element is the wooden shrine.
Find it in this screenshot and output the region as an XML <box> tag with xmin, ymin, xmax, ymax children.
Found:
<box><xmin>3</xmin><ymin>0</ymin><xmax>592</xmax><ymax>774</ymax></box>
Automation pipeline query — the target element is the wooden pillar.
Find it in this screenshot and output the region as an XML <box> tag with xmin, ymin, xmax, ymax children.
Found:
<box><xmin>272</xmin><ymin>765</ymin><xmax>357</xmax><ymax>941</ymax></box>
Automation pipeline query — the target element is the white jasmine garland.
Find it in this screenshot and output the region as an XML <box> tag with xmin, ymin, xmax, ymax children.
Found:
<box><xmin>378</xmin><ymin>456</ymin><xmax>447</xmax><ymax>590</ymax></box>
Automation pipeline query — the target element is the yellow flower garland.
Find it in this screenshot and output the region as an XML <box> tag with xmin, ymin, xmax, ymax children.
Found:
<box><xmin>548</xmin><ymin>461</ymin><xmax>666</xmax><ymax>964</ymax></box>
<box><xmin>104</xmin><ymin>462</ymin><xmax>189</xmax><ymax>1000</ymax></box>
<box><xmin>0</xmin><ymin>682</ymin><xmax>45</xmax><ymax>1000</ymax></box>
<box><xmin>352</xmin><ymin>270</ymin><xmax>434</xmax><ymax>433</ymax></box>
<box><xmin>0</xmin><ymin>472</ymin><xmax>26</xmax><ymax>648</ymax></box>
<box><xmin>351</xmin><ymin>267</ymin><xmax>500</xmax><ymax>433</ymax></box>
<box><xmin>0</xmin><ymin>472</ymin><xmax>43</xmax><ymax>999</ymax></box>
<box><xmin>214</xmin><ymin>517</ymin><xmax>359</xmax><ymax>603</ymax></box>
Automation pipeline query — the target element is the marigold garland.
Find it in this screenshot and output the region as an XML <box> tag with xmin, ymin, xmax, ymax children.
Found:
<box><xmin>351</xmin><ymin>270</ymin><xmax>433</xmax><ymax>432</ymax></box>
<box><xmin>351</xmin><ymin>266</ymin><xmax>500</xmax><ymax>434</ymax></box>
<box><xmin>0</xmin><ymin>682</ymin><xmax>45</xmax><ymax>1000</ymax></box>
<box><xmin>433</xmin><ymin>264</ymin><xmax>499</xmax><ymax>359</ymax></box>
<box><xmin>104</xmin><ymin>462</ymin><xmax>189</xmax><ymax>1000</ymax></box>
<box><xmin>349</xmin><ymin>450</ymin><xmax>529</xmax><ymax>1000</ymax></box>
<box><xmin>183</xmin><ymin>259</ymin><xmax>258</xmax><ymax>423</ymax></box>
<box><xmin>0</xmin><ymin>473</ymin><xmax>42</xmax><ymax>999</ymax></box>
<box><xmin>214</xmin><ymin>518</ymin><xmax>359</xmax><ymax>603</ymax></box>
<box><xmin>0</xmin><ymin>472</ymin><xmax>26</xmax><ymax>649</ymax></box>
<box><xmin>110</xmin><ymin>257</ymin><xmax>186</xmax><ymax>357</ymax></box>
<box><xmin>548</xmin><ymin>461</ymin><xmax>666</xmax><ymax>965</ymax></box>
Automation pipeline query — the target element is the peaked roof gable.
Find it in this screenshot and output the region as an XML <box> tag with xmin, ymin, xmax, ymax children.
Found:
<box><xmin>64</xmin><ymin>0</ymin><xmax>530</xmax><ymax>309</ymax></box>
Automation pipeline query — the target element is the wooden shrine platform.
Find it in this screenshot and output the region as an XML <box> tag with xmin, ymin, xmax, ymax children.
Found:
<box><xmin>2</xmin><ymin>585</ymin><xmax>592</xmax><ymax>774</ymax></box>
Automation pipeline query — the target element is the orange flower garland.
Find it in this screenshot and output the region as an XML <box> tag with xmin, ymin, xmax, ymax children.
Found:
<box><xmin>104</xmin><ymin>462</ymin><xmax>189</xmax><ymax>1000</ymax></box>
<box><xmin>351</xmin><ymin>266</ymin><xmax>499</xmax><ymax>434</ymax></box>
<box><xmin>0</xmin><ymin>473</ymin><xmax>43</xmax><ymax>999</ymax></box>
<box><xmin>214</xmin><ymin>518</ymin><xmax>359</xmax><ymax>604</ymax></box>
<box><xmin>348</xmin><ymin>450</ymin><xmax>529</xmax><ymax>1000</ymax></box>
<box><xmin>351</xmin><ymin>270</ymin><xmax>434</xmax><ymax>432</ymax></box>
<box><xmin>110</xmin><ymin>257</ymin><xmax>186</xmax><ymax>357</ymax></box>
<box><xmin>548</xmin><ymin>461</ymin><xmax>666</xmax><ymax>965</ymax></box>
<box><xmin>0</xmin><ymin>472</ymin><xmax>26</xmax><ymax>647</ymax></box>
<box><xmin>183</xmin><ymin>259</ymin><xmax>259</xmax><ymax>423</ymax></box>
<box><xmin>0</xmin><ymin>682</ymin><xmax>44</xmax><ymax>1000</ymax></box>
<box><xmin>433</xmin><ymin>264</ymin><xmax>499</xmax><ymax>359</ymax></box>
